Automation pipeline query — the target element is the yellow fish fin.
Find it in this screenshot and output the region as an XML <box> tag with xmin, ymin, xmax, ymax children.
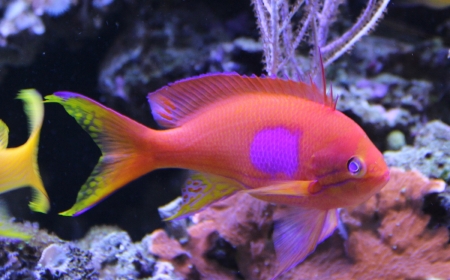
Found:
<box><xmin>271</xmin><ymin>206</ymin><xmax>338</xmax><ymax>279</ymax></box>
<box><xmin>0</xmin><ymin>223</ymin><xmax>32</xmax><ymax>240</ymax></box>
<box><xmin>19</xmin><ymin>89</ymin><xmax>49</xmax><ymax>213</ymax></box>
<box><xmin>45</xmin><ymin>92</ymin><xmax>156</xmax><ymax>216</ymax></box>
<box><xmin>0</xmin><ymin>120</ymin><xmax>9</xmax><ymax>149</ymax></box>
<box><xmin>0</xmin><ymin>200</ymin><xmax>33</xmax><ymax>240</ymax></box>
<box><xmin>245</xmin><ymin>180</ymin><xmax>319</xmax><ymax>203</ymax></box>
<box><xmin>166</xmin><ymin>172</ymin><xmax>246</xmax><ymax>220</ymax></box>
<box><xmin>18</xmin><ymin>89</ymin><xmax>44</xmax><ymax>141</ymax></box>
<box><xmin>0</xmin><ymin>90</ymin><xmax>49</xmax><ymax>213</ymax></box>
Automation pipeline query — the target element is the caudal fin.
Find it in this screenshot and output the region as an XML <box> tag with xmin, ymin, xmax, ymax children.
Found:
<box><xmin>45</xmin><ymin>92</ymin><xmax>156</xmax><ymax>216</ymax></box>
<box><xmin>0</xmin><ymin>89</ymin><xmax>49</xmax><ymax>213</ymax></box>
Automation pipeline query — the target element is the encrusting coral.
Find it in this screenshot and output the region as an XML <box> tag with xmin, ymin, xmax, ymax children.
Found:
<box><xmin>385</xmin><ymin>120</ymin><xmax>450</xmax><ymax>182</ymax></box>
<box><xmin>147</xmin><ymin>168</ymin><xmax>450</xmax><ymax>279</ymax></box>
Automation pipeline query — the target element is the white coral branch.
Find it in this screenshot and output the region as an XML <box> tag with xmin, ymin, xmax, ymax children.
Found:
<box><xmin>322</xmin><ymin>0</ymin><xmax>391</xmax><ymax>67</ymax></box>
<box><xmin>251</xmin><ymin>0</ymin><xmax>390</xmax><ymax>79</ymax></box>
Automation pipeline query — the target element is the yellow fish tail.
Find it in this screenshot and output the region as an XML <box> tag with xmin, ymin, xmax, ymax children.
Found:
<box><xmin>45</xmin><ymin>92</ymin><xmax>156</xmax><ymax>216</ymax></box>
<box><xmin>0</xmin><ymin>89</ymin><xmax>49</xmax><ymax>213</ymax></box>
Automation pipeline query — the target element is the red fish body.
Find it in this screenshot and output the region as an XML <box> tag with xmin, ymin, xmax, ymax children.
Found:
<box><xmin>153</xmin><ymin>92</ymin><xmax>386</xmax><ymax>209</ymax></box>
<box><xmin>45</xmin><ymin>73</ymin><xmax>389</xmax><ymax>278</ymax></box>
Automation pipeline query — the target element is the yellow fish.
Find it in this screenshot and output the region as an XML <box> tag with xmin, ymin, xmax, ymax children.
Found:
<box><xmin>0</xmin><ymin>89</ymin><xmax>49</xmax><ymax>213</ymax></box>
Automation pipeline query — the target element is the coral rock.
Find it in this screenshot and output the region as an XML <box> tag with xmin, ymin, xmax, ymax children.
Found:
<box><xmin>144</xmin><ymin>229</ymin><xmax>188</xmax><ymax>261</ymax></box>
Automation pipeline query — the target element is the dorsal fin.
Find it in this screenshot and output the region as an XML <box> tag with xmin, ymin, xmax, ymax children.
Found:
<box><xmin>148</xmin><ymin>73</ymin><xmax>335</xmax><ymax>128</ymax></box>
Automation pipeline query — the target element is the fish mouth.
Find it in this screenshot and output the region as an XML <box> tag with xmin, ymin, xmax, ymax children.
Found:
<box><xmin>321</xmin><ymin>179</ymin><xmax>352</xmax><ymax>189</ymax></box>
<box><xmin>380</xmin><ymin>169</ymin><xmax>390</xmax><ymax>185</ymax></box>
<box><xmin>322</xmin><ymin>168</ymin><xmax>390</xmax><ymax>191</ymax></box>
<box><xmin>364</xmin><ymin>154</ymin><xmax>389</xmax><ymax>178</ymax></box>
<box><xmin>372</xmin><ymin>159</ymin><xmax>390</xmax><ymax>184</ymax></box>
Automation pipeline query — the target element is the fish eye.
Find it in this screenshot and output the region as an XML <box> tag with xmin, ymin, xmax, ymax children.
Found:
<box><xmin>347</xmin><ymin>157</ymin><xmax>365</xmax><ymax>176</ymax></box>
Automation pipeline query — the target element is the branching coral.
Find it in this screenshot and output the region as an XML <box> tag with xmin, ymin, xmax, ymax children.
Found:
<box><xmin>251</xmin><ymin>0</ymin><xmax>390</xmax><ymax>79</ymax></box>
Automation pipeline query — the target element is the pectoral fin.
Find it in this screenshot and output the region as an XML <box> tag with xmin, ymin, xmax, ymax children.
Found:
<box><xmin>246</xmin><ymin>180</ymin><xmax>320</xmax><ymax>203</ymax></box>
<box><xmin>166</xmin><ymin>172</ymin><xmax>246</xmax><ymax>220</ymax></box>
<box><xmin>271</xmin><ymin>206</ymin><xmax>338</xmax><ymax>279</ymax></box>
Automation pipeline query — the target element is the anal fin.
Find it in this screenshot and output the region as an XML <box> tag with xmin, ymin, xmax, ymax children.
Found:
<box><xmin>166</xmin><ymin>172</ymin><xmax>246</xmax><ymax>220</ymax></box>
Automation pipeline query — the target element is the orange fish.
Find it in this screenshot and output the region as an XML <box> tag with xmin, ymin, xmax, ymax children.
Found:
<box><xmin>0</xmin><ymin>89</ymin><xmax>49</xmax><ymax>213</ymax></box>
<box><xmin>45</xmin><ymin>73</ymin><xmax>389</xmax><ymax>278</ymax></box>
